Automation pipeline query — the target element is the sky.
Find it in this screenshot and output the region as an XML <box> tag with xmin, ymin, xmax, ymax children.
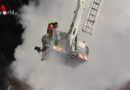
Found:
<box><xmin>11</xmin><ymin>0</ymin><xmax>130</xmax><ymax>90</ymax></box>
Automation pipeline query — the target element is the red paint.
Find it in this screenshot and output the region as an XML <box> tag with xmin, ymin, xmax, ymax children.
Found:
<box><xmin>82</xmin><ymin>55</ymin><xmax>85</xmax><ymax>60</ymax></box>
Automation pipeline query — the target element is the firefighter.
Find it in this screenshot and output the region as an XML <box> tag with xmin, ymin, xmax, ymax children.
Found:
<box><xmin>47</xmin><ymin>21</ymin><xmax>58</xmax><ymax>38</ymax></box>
<box><xmin>47</xmin><ymin>22</ymin><xmax>53</xmax><ymax>37</ymax></box>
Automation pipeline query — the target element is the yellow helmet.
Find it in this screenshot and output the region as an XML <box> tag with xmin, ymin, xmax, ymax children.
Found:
<box><xmin>49</xmin><ymin>21</ymin><xmax>53</xmax><ymax>24</ymax></box>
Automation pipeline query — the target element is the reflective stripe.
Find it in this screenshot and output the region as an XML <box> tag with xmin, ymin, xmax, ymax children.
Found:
<box><xmin>82</xmin><ymin>55</ymin><xmax>85</xmax><ymax>60</ymax></box>
<box><xmin>84</xmin><ymin>56</ymin><xmax>88</xmax><ymax>60</ymax></box>
<box><xmin>77</xmin><ymin>54</ymin><xmax>88</xmax><ymax>60</ymax></box>
<box><xmin>78</xmin><ymin>54</ymin><xmax>82</xmax><ymax>58</ymax></box>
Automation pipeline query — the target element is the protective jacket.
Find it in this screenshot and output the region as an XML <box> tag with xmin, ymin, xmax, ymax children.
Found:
<box><xmin>47</xmin><ymin>23</ymin><xmax>53</xmax><ymax>35</ymax></box>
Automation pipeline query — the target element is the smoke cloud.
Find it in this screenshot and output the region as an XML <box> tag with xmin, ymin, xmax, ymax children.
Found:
<box><xmin>11</xmin><ymin>0</ymin><xmax>130</xmax><ymax>90</ymax></box>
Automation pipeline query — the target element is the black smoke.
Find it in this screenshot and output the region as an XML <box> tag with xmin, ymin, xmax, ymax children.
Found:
<box><xmin>0</xmin><ymin>0</ymin><xmax>29</xmax><ymax>90</ymax></box>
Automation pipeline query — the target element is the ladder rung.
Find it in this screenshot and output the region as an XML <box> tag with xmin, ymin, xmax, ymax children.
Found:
<box><xmin>87</xmin><ymin>19</ymin><xmax>95</xmax><ymax>23</ymax></box>
<box><xmin>82</xmin><ymin>29</ymin><xmax>93</xmax><ymax>35</ymax></box>
<box><xmin>86</xmin><ymin>26</ymin><xmax>93</xmax><ymax>29</ymax></box>
<box><xmin>89</xmin><ymin>13</ymin><xmax>96</xmax><ymax>17</ymax></box>
<box><xmin>91</xmin><ymin>8</ymin><xmax>97</xmax><ymax>11</ymax></box>
<box><xmin>83</xmin><ymin>25</ymin><xmax>93</xmax><ymax>29</ymax></box>
<box><xmin>94</xmin><ymin>2</ymin><xmax>100</xmax><ymax>5</ymax></box>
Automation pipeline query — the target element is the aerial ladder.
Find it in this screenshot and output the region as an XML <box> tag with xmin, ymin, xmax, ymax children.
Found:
<box><xmin>65</xmin><ymin>0</ymin><xmax>103</xmax><ymax>60</ymax></box>
<box><xmin>35</xmin><ymin>0</ymin><xmax>103</xmax><ymax>61</ymax></box>
<box><xmin>82</xmin><ymin>0</ymin><xmax>102</xmax><ymax>35</ymax></box>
